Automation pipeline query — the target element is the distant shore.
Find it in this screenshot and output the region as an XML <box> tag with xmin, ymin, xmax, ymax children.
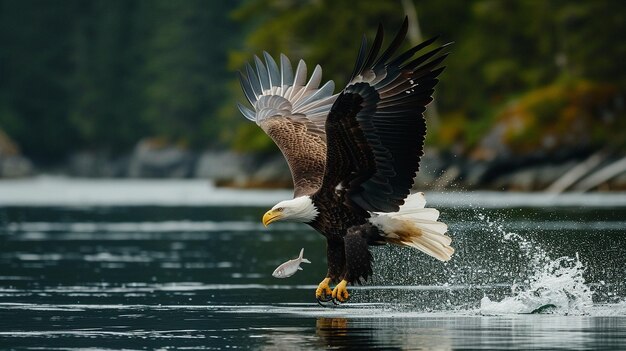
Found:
<box><xmin>1</xmin><ymin>176</ymin><xmax>625</xmax><ymax>208</ymax></box>
<box><xmin>3</xmin><ymin>145</ymin><xmax>626</xmax><ymax>193</ymax></box>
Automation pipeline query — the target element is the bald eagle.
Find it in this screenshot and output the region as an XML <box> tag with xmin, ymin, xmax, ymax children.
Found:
<box><xmin>237</xmin><ymin>18</ymin><xmax>454</xmax><ymax>304</ymax></box>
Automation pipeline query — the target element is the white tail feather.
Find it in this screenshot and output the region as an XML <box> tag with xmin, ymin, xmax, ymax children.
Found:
<box><xmin>399</xmin><ymin>192</ymin><xmax>427</xmax><ymax>209</ymax></box>
<box><xmin>395</xmin><ymin>208</ymin><xmax>440</xmax><ymax>221</ymax></box>
<box><xmin>404</xmin><ymin>231</ymin><xmax>454</xmax><ymax>261</ymax></box>
<box><xmin>369</xmin><ymin>192</ymin><xmax>454</xmax><ymax>261</ymax></box>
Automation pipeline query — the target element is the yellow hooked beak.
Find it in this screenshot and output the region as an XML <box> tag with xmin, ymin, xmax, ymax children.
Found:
<box><xmin>262</xmin><ymin>209</ymin><xmax>283</xmax><ymax>227</ymax></box>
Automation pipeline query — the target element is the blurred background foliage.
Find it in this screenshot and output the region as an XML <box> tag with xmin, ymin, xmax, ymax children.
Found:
<box><xmin>0</xmin><ymin>0</ymin><xmax>624</xmax><ymax>165</ymax></box>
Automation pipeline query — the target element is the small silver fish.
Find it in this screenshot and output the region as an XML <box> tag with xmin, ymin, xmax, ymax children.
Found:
<box><xmin>272</xmin><ymin>248</ymin><xmax>311</xmax><ymax>278</ymax></box>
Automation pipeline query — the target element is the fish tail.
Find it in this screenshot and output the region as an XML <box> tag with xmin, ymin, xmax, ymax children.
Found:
<box><xmin>299</xmin><ymin>248</ymin><xmax>311</xmax><ymax>263</ymax></box>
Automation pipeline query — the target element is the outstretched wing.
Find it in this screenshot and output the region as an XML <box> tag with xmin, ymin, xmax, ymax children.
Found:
<box><xmin>237</xmin><ymin>53</ymin><xmax>338</xmax><ymax>197</ymax></box>
<box><xmin>320</xmin><ymin>18</ymin><xmax>450</xmax><ymax>212</ymax></box>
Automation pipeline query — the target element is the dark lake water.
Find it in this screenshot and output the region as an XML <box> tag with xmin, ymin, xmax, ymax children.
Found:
<box><xmin>0</xmin><ymin>180</ymin><xmax>625</xmax><ymax>350</ymax></box>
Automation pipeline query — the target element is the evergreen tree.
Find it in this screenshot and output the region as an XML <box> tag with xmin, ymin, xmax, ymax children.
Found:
<box><xmin>0</xmin><ymin>0</ymin><xmax>82</xmax><ymax>163</ymax></box>
<box><xmin>70</xmin><ymin>0</ymin><xmax>145</xmax><ymax>153</ymax></box>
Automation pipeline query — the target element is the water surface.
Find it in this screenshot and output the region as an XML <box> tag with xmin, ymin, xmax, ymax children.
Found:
<box><xmin>0</xmin><ymin>179</ymin><xmax>625</xmax><ymax>349</ymax></box>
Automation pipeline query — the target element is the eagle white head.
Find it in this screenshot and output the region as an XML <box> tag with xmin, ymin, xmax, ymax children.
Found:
<box><xmin>262</xmin><ymin>196</ymin><xmax>319</xmax><ymax>226</ymax></box>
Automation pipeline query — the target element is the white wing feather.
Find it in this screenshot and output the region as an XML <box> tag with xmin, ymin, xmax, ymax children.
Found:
<box><xmin>238</xmin><ymin>54</ymin><xmax>337</xmax><ymax>134</ymax></box>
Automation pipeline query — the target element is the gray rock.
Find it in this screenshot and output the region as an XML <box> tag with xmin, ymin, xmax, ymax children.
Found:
<box><xmin>506</xmin><ymin>168</ymin><xmax>537</xmax><ymax>190</ymax></box>
<box><xmin>463</xmin><ymin>161</ymin><xmax>490</xmax><ymax>187</ymax></box>
<box><xmin>194</xmin><ymin>151</ymin><xmax>253</xmax><ymax>179</ymax></box>
<box><xmin>610</xmin><ymin>171</ymin><xmax>626</xmax><ymax>189</ymax></box>
<box><xmin>0</xmin><ymin>129</ymin><xmax>33</xmax><ymax>178</ymax></box>
<box><xmin>127</xmin><ymin>139</ymin><xmax>194</xmax><ymax>178</ymax></box>
<box><xmin>0</xmin><ymin>155</ymin><xmax>33</xmax><ymax>178</ymax></box>
<box><xmin>68</xmin><ymin>151</ymin><xmax>100</xmax><ymax>177</ymax></box>
<box><xmin>67</xmin><ymin>151</ymin><xmax>129</xmax><ymax>177</ymax></box>
<box><xmin>432</xmin><ymin>165</ymin><xmax>461</xmax><ymax>189</ymax></box>
<box><xmin>252</xmin><ymin>154</ymin><xmax>291</xmax><ymax>184</ymax></box>
<box><xmin>490</xmin><ymin>161</ymin><xmax>578</xmax><ymax>191</ymax></box>
<box><xmin>535</xmin><ymin>161</ymin><xmax>577</xmax><ymax>189</ymax></box>
<box><xmin>194</xmin><ymin>151</ymin><xmax>291</xmax><ymax>188</ymax></box>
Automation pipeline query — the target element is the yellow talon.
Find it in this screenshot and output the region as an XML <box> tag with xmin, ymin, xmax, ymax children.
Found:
<box><xmin>316</xmin><ymin>277</ymin><xmax>333</xmax><ymax>300</ymax></box>
<box><xmin>331</xmin><ymin>280</ymin><xmax>349</xmax><ymax>302</ymax></box>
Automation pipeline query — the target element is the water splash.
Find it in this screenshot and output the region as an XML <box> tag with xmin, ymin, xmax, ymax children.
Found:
<box><xmin>477</xmin><ymin>212</ymin><xmax>551</xmax><ymax>271</ymax></box>
<box><xmin>470</xmin><ymin>213</ymin><xmax>595</xmax><ymax>315</ymax></box>
<box><xmin>480</xmin><ymin>254</ymin><xmax>593</xmax><ymax>315</ymax></box>
<box><xmin>365</xmin><ymin>208</ymin><xmax>616</xmax><ymax>315</ymax></box>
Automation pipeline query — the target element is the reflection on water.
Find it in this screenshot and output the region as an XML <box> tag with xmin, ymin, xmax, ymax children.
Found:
<box><xmin>315</xmin><ymin>317</ymin><xmax>453</xmax><ymax>350</ymax></box>
<box><xmin>2</xmin><ymin>298</ymin><xmax>626</xmax><ymax>350</ymax></box>
<box><xmin>0</xmin><ymin>190</ymin><xmax>625</xmax><ymax>349</ymax></box>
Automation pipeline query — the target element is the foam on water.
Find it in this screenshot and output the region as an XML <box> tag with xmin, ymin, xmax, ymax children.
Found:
<box><xmin>480</xmin><ymin>255</ymin><xmax>592</xmax><ymax>315</ymax></box>
<box><xmin>471</xmin><ymin>213</ymin><xmax>620</xmax><ymax>316</ymax></box>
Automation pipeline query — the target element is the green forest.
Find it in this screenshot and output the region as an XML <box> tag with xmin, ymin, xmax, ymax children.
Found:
<box><xmin>1</xmin><ymin>0</ymin><xmax>624</xmax><ymax>166</ymax></box>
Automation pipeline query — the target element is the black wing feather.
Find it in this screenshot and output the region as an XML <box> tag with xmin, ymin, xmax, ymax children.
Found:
<box><xmin>361</xmin><ymin>24</ymin><xmax>384</xmax><ymax>72</ymax></box>
<box><xmin>372</xmin><ymin>18</ymin><xmax>408</xmax><ymax>69</ymax></box>
<box><xmin>318</xmin><ymin>19</ymin><xmax>450</xmax><ymax>213</ymax></box>
<box><xmin>348</xmin><ymin>35</ymin><xmax>369</xmax><ymax>82</ymax></box>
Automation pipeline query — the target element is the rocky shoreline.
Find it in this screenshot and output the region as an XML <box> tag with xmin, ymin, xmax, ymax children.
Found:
<box><xmin>3</xmin><ymin>137</ymin><xmax>625</xmax><ymax>192</ymax></box>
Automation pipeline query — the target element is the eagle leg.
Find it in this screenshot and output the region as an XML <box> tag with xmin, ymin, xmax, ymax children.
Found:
<box><xmin>330</xmin><ymin>225</ymin><xmax>376</xmax><ymax>304</ymax></box>
<box><xmin>342</xmin><ymin>226</ymin><xmax>374</xmax><ymax>284</ymax></box>
<box><xmin>318</xmin><ymin>239</ymin><xmax>346</xmax><ymax>306</ymax></box>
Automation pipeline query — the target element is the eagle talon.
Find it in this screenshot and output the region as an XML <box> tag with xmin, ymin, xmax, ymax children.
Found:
<box><xmin>317</xmin><ymin>297</ymin><xmax>332</xmax><ymax>307</ymax></box>
<box><xmin>331</xmin><ymin>280</ymin><xmax>350</xmax><ymax>303</ymax></box>
<box><xmin>315</xmin><ymin>278</ymin><xmax>333</xmax><ymax>305</ymax></box>
<box><xmin>317</xmin><ymin>295</ymin><xmax>333</xmax><ymax>302</ymax></box>
<box><xmin>334</xmin><ymin>295</ymin><xmax>350</xmax><ymax>304</ymax></box>
<box><xmin>332</xmin><ymin>294</ymin><xmax>350</xmax><ymax>305</ymax></box>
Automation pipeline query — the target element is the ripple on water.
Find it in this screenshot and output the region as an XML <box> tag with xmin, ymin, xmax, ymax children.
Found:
<box><xmin>0</xmin><ymin>189</ymin><xmax>625</xmax><ymax>350</ymax></box>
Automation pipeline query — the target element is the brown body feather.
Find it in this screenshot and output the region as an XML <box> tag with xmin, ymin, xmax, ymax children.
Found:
<box><xmin>261</xmin><ymin>116</ymin><xmax>326</xmax><ymax>197</ymax></box>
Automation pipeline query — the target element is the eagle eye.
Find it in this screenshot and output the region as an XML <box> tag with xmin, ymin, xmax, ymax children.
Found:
<box><xmin>276</xmin><ymin>207</ymin><xmax>284</xmax><ymax>211</ymax></box>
